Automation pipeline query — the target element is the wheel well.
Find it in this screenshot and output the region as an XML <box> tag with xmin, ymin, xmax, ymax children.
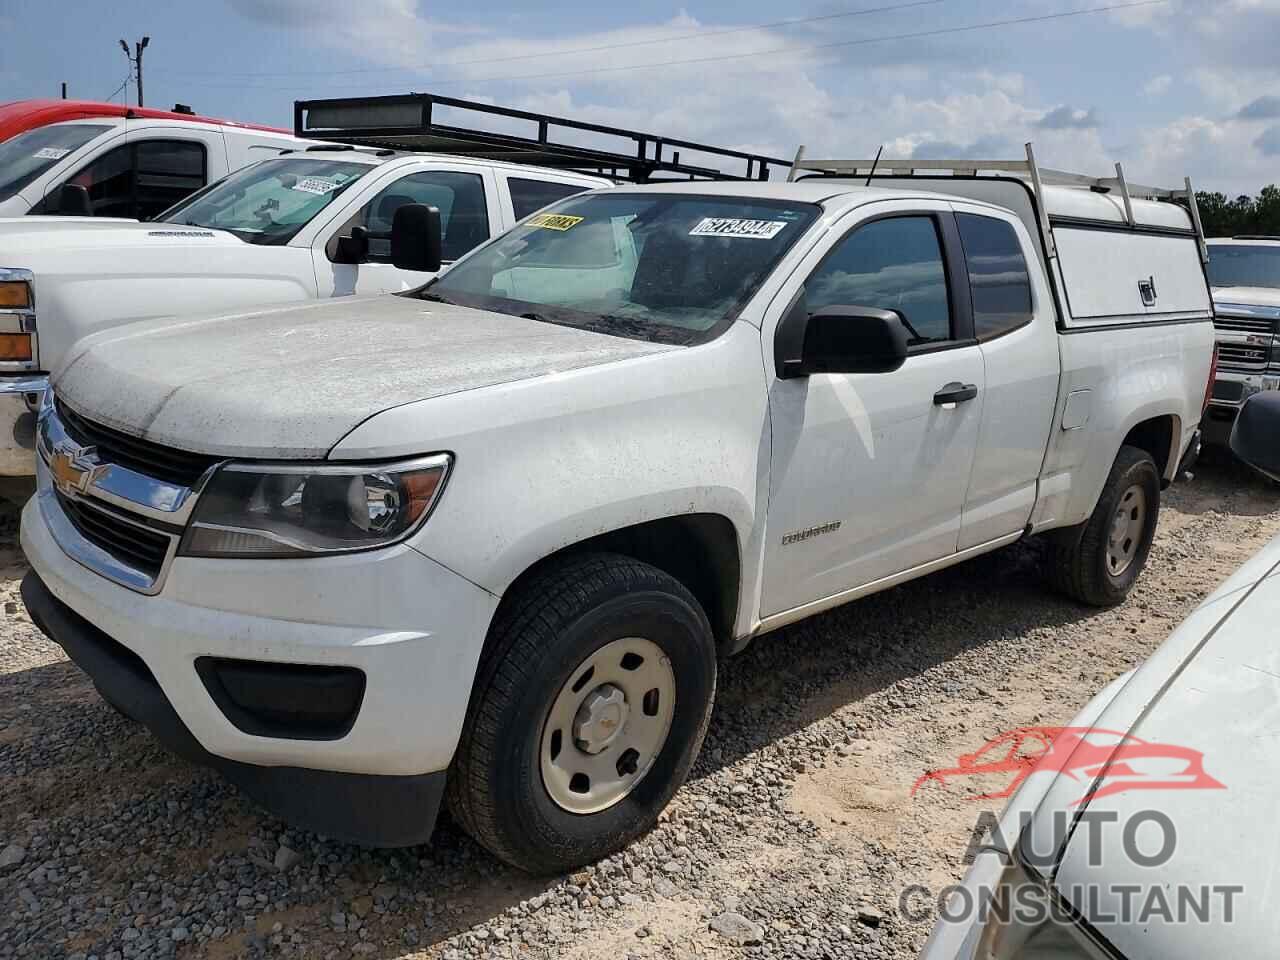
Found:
<box><xmin>500</xmin><ymin>515</ymin><xmax>742</xmax><ymax>650</ymax></box>
<box><xmin>1122</xmin><ymin>416</ymin><xmax>1176</xmax><ymax>484</ymax></box>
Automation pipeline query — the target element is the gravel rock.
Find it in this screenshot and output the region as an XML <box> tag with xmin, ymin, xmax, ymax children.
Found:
<box><xmin>273</xmin><ymin>844</ymin><xmax>302</xmax><ymax>871</ymax></box>
<box><xmin>709</xmin><ymin>911</ymin><xmax>764</xmax><ymax>945</ymax></box>
<box><xmin>0</xmin><ymin>842</ymin><xmax>25</xmax><ymax>868</ymax></box>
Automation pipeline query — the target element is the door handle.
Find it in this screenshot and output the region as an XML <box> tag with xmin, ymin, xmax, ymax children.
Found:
<box><xmin>934</xmin><ymin>382</ymin><xmax>979</xmax><ymax>407</ymax></box>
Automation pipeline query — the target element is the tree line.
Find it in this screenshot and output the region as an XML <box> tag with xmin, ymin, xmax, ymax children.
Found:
<box><xmin>1194</xmin><ymin>186</ymin><xmax>1280</xmax><ymax>238</ymax></box>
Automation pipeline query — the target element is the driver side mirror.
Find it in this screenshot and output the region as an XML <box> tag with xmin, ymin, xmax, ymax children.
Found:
<box><xmin>390</xmin><ymin>203</ymin><xmax>443</xmax><ymax>273</ymax></box>
<box><xmin>54</xmin><ymin>183</ymin><xmax>93</xmax><ymax>217</ymax></box>
<box><xmin>1230</xmin><ymin>391</ymin><xmax>1280</xmax><ymax>481</ymax></box>
<box><xmin>776</xmin><ymin>303</ymin><xmax>910</xmax><ymax>378</ymax></box>
<box><xmin>332</xmin><ymin>226</ymin><xmax>369</xmax><ymax>265</ymax></box>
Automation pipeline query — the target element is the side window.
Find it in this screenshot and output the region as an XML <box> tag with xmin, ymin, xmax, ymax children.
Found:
<box><xmin>508</xmin><ymin>177</ymin><xmax>589</xmax><ymax>220</ymax></box>
<box><xmin>134</xmin><ymin>141</ymin><xmax>207</xmax><ymax>220</ymax></box>
<box><xmin>59</xmin><ymin>140</ymin><xmax>206</xmax><ymax>219</ymax></box>
<box><xmin>955</xmin><ymin>213</ymin><xmax>1033</xmax><ymax>341</ymax></box>
<box><xmin>330</xmin><ymin>170</ymin><xmax>489</xmax><ymax>264</ymax></box>
<box><xmin>806</xmin><ymin>216</ymin><xmax>953</xmax><ymax>347</ymax></box>
<box><xmin>65</xmin><ymin>143</ymin><xmax>134</xmax><ymax>218</ymax></box>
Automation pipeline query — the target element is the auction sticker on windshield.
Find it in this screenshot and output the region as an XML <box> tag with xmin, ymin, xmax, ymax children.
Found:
<box><xmin>290</xmin><ymin>177</ymin><xmax>342</xmax><ymax>196</ymax></box>
<box><xmin>34</xmin><ymin>147</ymin><xmax>71</xmax><ymax>161</ymax></box>
<box><xmin>689</xmin><ymin>218</ymin><xmax>789</xmax><ymax>240</ymax></box>
<box><xmin>527</xmin><ymin>213</ymin><xmax>584</xmax><ymax>231</ymax></box>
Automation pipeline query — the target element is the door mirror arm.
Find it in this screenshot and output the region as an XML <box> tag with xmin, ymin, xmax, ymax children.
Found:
<box><xmin>333</xmin><ymin>226</ymin><xmax>370</xmax><ymax>265</ymax></box>
<box><xmin>775</xmin><ymin>301</ymin><xmax>911</xmax><ymax>378</ymax></box>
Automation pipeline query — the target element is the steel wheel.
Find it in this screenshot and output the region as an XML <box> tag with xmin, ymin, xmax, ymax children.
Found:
<box><xmin>1106</xmin><ymin>483</ymin><xmax>1147</xmax><ymax>576</ymax></box>
<box><xmin>540</xmin><ymin>636</ymin><xmax>676</xmax><ymax>815</ymax></box>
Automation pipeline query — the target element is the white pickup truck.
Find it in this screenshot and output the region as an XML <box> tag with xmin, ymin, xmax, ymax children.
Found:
<box><xmin>20</xmin><ymin>149</ymin><xmax>1215</xmax><ymax>874</ymax></box>
<box><xmin>0</xmin><ymin>148</ymin><xmax>609</xmax><ymax>477</ymax></box>
<box><xmin>1201</xmin><ymin>236</ymin><xmax>1280</xmax><ymax>446</ymax></box>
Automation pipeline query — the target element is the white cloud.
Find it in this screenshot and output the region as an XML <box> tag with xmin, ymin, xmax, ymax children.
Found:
<box><xmin>1144</xmin><ymin>74</ymin><xmax>1173</xmax><ymax>96</ymax></box>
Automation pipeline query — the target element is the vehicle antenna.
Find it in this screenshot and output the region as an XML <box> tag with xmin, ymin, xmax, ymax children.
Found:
<box><xmin>865</xmin><ymin>145</ymin><xmax>884</xmax><ymax>187</ymax></box>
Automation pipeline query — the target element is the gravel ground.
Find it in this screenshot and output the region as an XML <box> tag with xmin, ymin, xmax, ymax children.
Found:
<box><xmin>2</xmin><ymin>458</ymin><xmax>1277</xmax><ymax>960</ymax></box>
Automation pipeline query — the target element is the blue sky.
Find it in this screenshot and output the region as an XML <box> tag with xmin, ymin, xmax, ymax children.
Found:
<box><xmin>3</xmin><ymin>0</ymin><xmax>1279</xmax><ymax>194</ymax></box>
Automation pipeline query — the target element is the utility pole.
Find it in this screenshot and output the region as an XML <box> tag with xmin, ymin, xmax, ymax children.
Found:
<box><xmin>60</xmin><ymin>82</ymin><xmax>67</xmax><ymax>99</ymax></box>
<box><xmin>118</xmin><ymin>36</ymin><xmax>150</xmax><ymax>107</ymax></box>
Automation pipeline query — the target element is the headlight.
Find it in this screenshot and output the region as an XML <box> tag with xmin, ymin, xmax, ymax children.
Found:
<box><xmin>974</xmin><ymin>861</ymin><xmax>1105</xmax><ymax>960</ymax></box>
<box><xmin>180</xmin><ymin>455</ymin><xmax>451</xmax><ymax>558</ymax></box>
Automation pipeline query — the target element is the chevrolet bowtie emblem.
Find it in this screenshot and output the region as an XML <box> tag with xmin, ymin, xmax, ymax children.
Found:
<box><xmin>49</xmin><ymin>443</ymin><xmax>104</xmax><ymax>497</ymax></box>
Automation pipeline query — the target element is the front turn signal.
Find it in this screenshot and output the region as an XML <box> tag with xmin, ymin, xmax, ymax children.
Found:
<box><xmin>0</xmin><ymin>334</ymin><xmax>33</xmax><ymax>361</ymax></box>
<box><xmin>0</xmin><ymin>282</ymin><xmax>31</xmax><ymax>309</ymax></box>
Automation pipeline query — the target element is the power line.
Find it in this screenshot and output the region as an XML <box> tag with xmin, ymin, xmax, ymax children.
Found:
<box><xmin>155</xmin><ymin>0</ymin><xmax>948</xmax><ymax>78</ymax></box>
<box><xmin>102</xmin><ymin>72</ymin><xmax>131</xmax><ymax>104</ymax></box>
<box><xmin>160</xmin><ymin>0</ymin><xmax>1170</xmax><ymax>93</ymax></box>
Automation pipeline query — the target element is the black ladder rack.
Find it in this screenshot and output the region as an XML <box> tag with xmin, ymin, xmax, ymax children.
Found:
<box><xmin>294</xmin><ymin>93</ymin><xmax>789</xmax><ymax>183</ymax></box>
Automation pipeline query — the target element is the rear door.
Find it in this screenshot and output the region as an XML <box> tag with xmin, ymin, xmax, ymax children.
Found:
<box><xmin>950</xmin><ymin>204</ymin><xmax>1061</xmax><ymax>550</ymax></box>
<box><xmin>760</xmin><ymin>201</ymin><xmax>985</xmax><ymax>616</ymax></box>
<box><xmin>313</xmin><ymin>164</ymin><xmax>501</xmax><ymax>296</ymax></box>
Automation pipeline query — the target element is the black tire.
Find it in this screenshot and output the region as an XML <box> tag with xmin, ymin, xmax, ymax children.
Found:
<box><xmin>447</xmin><ymin>552</ymin><xmax>717</xmax><ymax>874</ymax></box>
<box><xmin>1045</xmin><ymin>445</ymin><xmax>1161</xmax><ymax>607</ymax></box>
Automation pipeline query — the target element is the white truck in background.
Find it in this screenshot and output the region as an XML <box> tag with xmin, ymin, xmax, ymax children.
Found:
<box><xmin>1201</xmin><ymin>236</ymin><xmax>1280</xmax><ymax>446</ymax></box>
<box><xmin>21</xmin><ymin>148</ymin><xmax>1215</xmax><ymax>874</ymax></box>
<box><xmin>0</xmin><ymin>149</ymin><xmax>610</xmax><ymax>481</ymax></box>
<box><xmin>0</xmin><ymin>98</ymin><xmax>307</xmax><ymax>219</ymax></box>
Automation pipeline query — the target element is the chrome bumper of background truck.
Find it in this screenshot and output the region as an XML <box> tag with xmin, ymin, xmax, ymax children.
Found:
<box><xmin>1204</xmin><ymin>371</ymin><xmax>1280</xmax><ymax>446</ymax></box>
<box><xmin>0</xmin><ymin>375</ymin><xmax>47</xmax><ymax>477</ymax></box>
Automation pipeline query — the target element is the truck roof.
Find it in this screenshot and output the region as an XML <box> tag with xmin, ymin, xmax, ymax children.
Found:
<box><xmin>0</xmin><ymin>99</ymin><xmax>290</xmax><ymax>143</ymax></box>
<box><xmin>273</xmin><ymin>145</ymin><xmax>614</xmax><ymax>184</ymax></box>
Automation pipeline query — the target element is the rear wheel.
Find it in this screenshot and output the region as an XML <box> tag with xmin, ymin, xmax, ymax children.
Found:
<box><xmin>1046</xmin><ymin>445</ymin><xmax>1161</xmax><ymax>607</ymax></box>
<box><xmin>448</xmin><ymin>553</ymin><xmax>716</xmax><ymax>874</ymax></box>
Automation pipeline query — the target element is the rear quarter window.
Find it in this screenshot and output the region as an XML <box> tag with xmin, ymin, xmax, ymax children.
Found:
<box><xmin>955</xmin><ymin>213</ymin><xmax>1034</xmax><ymax>340</ymax></box>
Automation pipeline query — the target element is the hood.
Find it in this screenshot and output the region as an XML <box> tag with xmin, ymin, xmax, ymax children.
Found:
<box><xmin>1027</xmin><ymin>538</ymin><xmax>1280</xmax><ymax>957</ymax></box>
<box><xmin>0</xmin><ymin>217</ymin><xmax>241</xmax><ymax>252</ymax></box>
<box><xmin>53</xmin><ymin>295</ymin><xmax>676</xmax><ymax>460</ymax></box>
<box><xmin>1211</xmin><ymin>286</ymin><xmax>1280</xmax><ymax>310</ymax></box>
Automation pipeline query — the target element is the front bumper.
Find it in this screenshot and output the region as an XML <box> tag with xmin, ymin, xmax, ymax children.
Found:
<box><xmin>0</xmin><ymin>374</ymin><xmax>46</xmax><ymax>476</ymax></box>
<box><xmin>21</xmin><ymin>485</ymin><xmax>500</xmax><ymax>844</ymax></box>
<box><xmin>1203</xmin><ymin>371</ymin><xmax>1280</xmax><ymax>446</ymax></box>
<box><xmin>22</xmin><ymin>572</ymin><xmax>446</xmax><ymax>846</ymax></box>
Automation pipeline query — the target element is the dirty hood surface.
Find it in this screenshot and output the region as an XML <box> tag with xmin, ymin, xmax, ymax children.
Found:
<box><xmin>1038</xmin><ymin>541</ymin><xmax>1280</xmax><ymax>958</ymax></box>
<box><xmin>53</xmin><ymin>295</ymin><xmax>676</xmax><ymax>459</ymax></box>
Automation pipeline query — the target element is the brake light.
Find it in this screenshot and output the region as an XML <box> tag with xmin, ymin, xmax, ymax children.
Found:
<box><xmin>1202</xmin><ymin>343</ymin><xmax>1219</xmax><ymax>414</ymax></box>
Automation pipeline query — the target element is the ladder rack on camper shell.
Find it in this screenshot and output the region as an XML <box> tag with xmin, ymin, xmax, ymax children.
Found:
<box><xmin>787</xmin><ymin>143</ymin><xmax>1209</xmax><ymax>262</ymax></box>
<box><xmin>294</xmin><ymin>93</ymin><xmax>790</xmax><ymax>184</ymax></box>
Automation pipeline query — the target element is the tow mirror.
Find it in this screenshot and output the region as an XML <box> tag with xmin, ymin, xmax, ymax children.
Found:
<box><xmin>1230</xmin><ymin>391</ymin><xmax>1280</xmax><ymax>482</ymax></box>
<box><xmin>390</xmin><ymin>203</ymin><xmax>443</xmax><ymax>273</ymax></box>
<box><xmin>333</xmin><ymin>225</ymin><xmax>369</xmax><ymax>264</ymax></box>
<box><xmin>776</xmin><ymin>304</ymin><xmax>910</xmax><ymax>378</ymax></box>
<box><xmin>54</xmin><ymin>184</ymin><xmax>93</xmax><ymax>217</ymax></box>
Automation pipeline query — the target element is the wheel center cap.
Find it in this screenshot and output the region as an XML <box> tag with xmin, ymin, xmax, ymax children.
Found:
<box><xmin>573</xmin><ymin>683</ymin><xmax>629</xmax><ymax>755</ymax></box>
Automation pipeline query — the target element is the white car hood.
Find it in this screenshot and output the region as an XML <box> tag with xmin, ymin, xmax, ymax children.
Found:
<box><xmin>0</xmin><ymin>217</ymin><xmax>242</xmax><ymax>251</ymax></box>
<box><xmin>53</xmin><ymin>295</ymin><xmax>676</xmax><ymax>460</ymax></box>
<box><xmin>1212</xmin><ymin>286</ymin><xmax>1280</xmax><ymax>310</ymax></box>
<box><xmin>1024</xmin><ymin>538</ymin><xmax>1280</xmax><ymax>957</ymax></box>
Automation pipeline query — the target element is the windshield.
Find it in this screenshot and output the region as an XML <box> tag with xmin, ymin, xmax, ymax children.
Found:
<box><xmin>157</xmin><ymin>157</ymin><xmax>371</xmax><ymax>245</ymax></box>
<box><xmin>1207</xmin><ymin>244</ymin><xmax>1280</xmax><ymax>290</ymax></box>
<box><xmin>0</xmin><ymin>123</ymin><xmax>111</xmax><ymax>202</ymax></box>
<box><xmin>423</xmin><ymin>192</ymin><xmax>820</xmax><ymax>344</ymax></box>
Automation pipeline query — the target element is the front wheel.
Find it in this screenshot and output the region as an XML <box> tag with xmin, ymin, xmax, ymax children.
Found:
<box><xmin>447</xmin><ymin>553</ymin><xmax>717</xmax><ymax>874</ymax></box>
<box><xmin>1045</xmin><ymin>445</ymin><xmax>1161</xmax><ymax>607</ymax></box>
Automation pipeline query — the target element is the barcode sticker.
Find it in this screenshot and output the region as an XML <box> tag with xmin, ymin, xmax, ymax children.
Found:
<box><xmin>527</xmin><ymin>213</ymin><xmax>584</xmax><ymax>231</ymax></box>
<box><xmin>290</xmin><ymin>177</ymin><xmax>340</xmax><ymax>196</ymax></box>
<box><xmin>689</xmin><ymin>218</ymin><xmax>788</xmax><ymax>240</ymax></box>
<box><xmin>34</xmin><ymin>147</ymin><xmax>71</xmax><ymax>161</ymax></box>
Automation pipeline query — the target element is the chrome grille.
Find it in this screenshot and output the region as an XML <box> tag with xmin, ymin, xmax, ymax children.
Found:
<box><xmin>1217</xmin><ymin>343</ymin><xmax>1270</xmax><ymax>371</ymax></box>
<box><xmin>54</xmin><ymin>491</ymin><xmax>172</xmax><ymax>581</ymax></box>
<box><xmin>1214</xmin><ymin>314</ymin><xmax>1275</xmax><ymax>336</ymax></box>
<box><xmin>56</xmin><ymin>399</ymin><xmax>219</xmax><ymax>488</ymax></box>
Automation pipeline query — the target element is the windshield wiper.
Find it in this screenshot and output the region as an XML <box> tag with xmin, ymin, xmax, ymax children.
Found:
<box><xmin>418</xmin><ymin>291</ymin><xmax>458</xmax><ymax>306</ymax></box>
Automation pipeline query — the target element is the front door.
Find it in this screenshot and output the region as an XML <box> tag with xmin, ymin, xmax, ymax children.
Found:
<box><xmin>761</xmin><ymin>204</ymin><xmax>985</xmax><ymax>617</ymax></box>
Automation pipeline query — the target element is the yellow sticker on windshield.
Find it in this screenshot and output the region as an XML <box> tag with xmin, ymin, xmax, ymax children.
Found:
<box><xmin>527</xmin><ymin>213</ymin><xmax>584</xmax><ymax>231</ymax></box>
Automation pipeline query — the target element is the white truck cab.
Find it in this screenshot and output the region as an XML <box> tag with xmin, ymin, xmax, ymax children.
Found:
<box><xmin>0</xmin><ymin>99</ymin><xmax>306</xmax><ymax>219</ymax></box>
<box><xmin>20</xmin><ymin>148</ymin><xmax>1215</xmax><ymax>875</ymax></box>
<box><xmin>1201</xmin><ymin>237</ymin><xmax>1280</xmax><ymax>446</ymax></box>
<box><xmin>0</xmin><ymin>149</ymin><xmax>609</xmax><ymax>477</ymax></box>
